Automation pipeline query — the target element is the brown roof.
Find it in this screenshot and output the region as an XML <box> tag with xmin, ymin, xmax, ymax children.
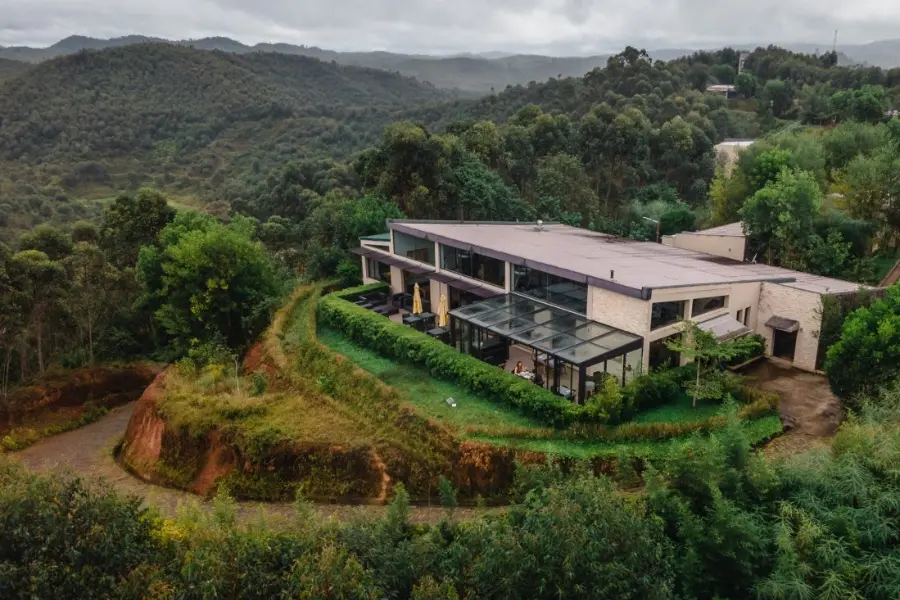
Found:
<box><xmin>390</xmin><ymin>221</ymin><xmax>865</xmax><ymax>297</ymax></box>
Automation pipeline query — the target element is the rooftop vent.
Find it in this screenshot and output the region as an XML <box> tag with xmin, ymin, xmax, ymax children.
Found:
<box><xmin>533</xmin><ymin>219</ymin><xmax>544</xmax><ymax>232</ymax></box>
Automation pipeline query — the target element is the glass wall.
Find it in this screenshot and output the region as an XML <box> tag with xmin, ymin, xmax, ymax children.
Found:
<box><xmin>651</xmin><ymin>300</ymin><xmax>685</xmax><ymax>330</ymax></box>
<box><xmin>393</xmin><ymin>231</ymin><xmax>435</xmax><ymax>265</ymax></box>
<box><xmin>440</xmin><ymin>244</ymin><xmax>506</xmax><ymax>289</ymax></box>
<box><xmin>365</xmin><ymin>258</ymin><xmax>391</xmax><ymax>282</ymax></box>
<box><xmin>512</xmin><ymin>265</ymin><xmax>587</xmax><ymax>315</ymax></box>
<box><xmin>692</xmin><ymin>295</ymin><xmax>727</xmax><ymax>317</ymax></box>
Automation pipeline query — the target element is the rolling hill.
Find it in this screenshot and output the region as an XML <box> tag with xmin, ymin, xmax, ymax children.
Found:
<box><xmin>0</xmin><ymin>58</ymin><xmax>30</xmax><ymax>85</ymax></box>
<box><xmin>0</xmin><ymin>43</ymin><xmax>454</xmax><ymax>240</ymax></box>
<box><xmin>4</xmin><ymin>34</ymin><xmax>900</xmax><ymax>93</ymax></box>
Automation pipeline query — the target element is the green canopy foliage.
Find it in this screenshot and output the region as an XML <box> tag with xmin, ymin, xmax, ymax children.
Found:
<box><xmin>137</xmin><ymin>212</ymin><xmax>280</xmax><ymax>353</ymax></box>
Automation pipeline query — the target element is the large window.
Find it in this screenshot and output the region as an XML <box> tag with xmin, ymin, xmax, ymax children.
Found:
<box><xmin>692</xmin><ymin>295</ymin><xmax>727</xmax><ymax>317</ymax></box>
<box><xmin>365</xmin><ymin>258</ymin><xmax>391</xmax><ymax>282</ymax></box>
<box><xmin>651</xmin><ymin>300</ymin><xmax>685</xmax><ymax>330</ymax></box>
<box><xmin>513</xmin><ymin>265</ymin><xmax>587</xmax><ymax>315</ymax></box>
<box><xmin>393</xmin><ymin>231</ymin><xmax>435</xmax><ymax>265</ymax></box>
<box><xmin>440</xmin><ymin>245</ymin><xmax>506</xmax><ymax>288</ymax></box>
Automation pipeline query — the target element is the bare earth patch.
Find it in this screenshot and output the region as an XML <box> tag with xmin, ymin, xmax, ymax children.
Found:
<box><xmin>742</xmin><ymin>359</ymin><xmax>844</xmax><ymax>458</ymax></box>
<box><xmin>11</xmin><ymin>402</ymin><xmax>489</xmax><ymax>525</ymax></box>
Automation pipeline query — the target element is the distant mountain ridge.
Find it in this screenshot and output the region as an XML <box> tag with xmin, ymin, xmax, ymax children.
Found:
<box><xmin>5</xmin><ymin>34</ymin><xmax>897</xmax><ymax>92</ymax></box>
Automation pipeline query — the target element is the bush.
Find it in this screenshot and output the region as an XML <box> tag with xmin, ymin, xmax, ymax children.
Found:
<box><xmin>623</xmin><ymin>368</ymin><xmax>686</xmax><ymax>412</ymax></box>
<box><xmin>0</xmin><ymin>463</ymin><xmax>159</xmax><ymax>599</ymax></box>
<box><xmin>318</xmin><ymin>289</ymin><xmax>579</xmax><ymax>427</ymax></box>
<box><xmin>825</xmin><ymin>286</ymin><xmax>900</xmax><ymax>402</ymax></box>
<box><xmin>585</xmin><ymin>375</ymin><xmax>632</xmax><ymax>424</ymax></box>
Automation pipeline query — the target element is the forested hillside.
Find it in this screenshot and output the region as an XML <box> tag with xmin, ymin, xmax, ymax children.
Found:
<box><xmin>5</xmin><ymin>34</ymin><xmax>900</xmax><ymax>92</ymax></box>
<box><xmin>0</xmin><ymin>44</ymin><xmax>453</xmax><ymax>239</ymax></box>
<box><xmin>0</xmin><ymin>58</ymin><xmax>29</xmax><ymax>84</ymax></box>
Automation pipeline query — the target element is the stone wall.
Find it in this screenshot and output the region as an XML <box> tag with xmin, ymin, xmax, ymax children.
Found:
<box><xmin>757</xmin><ymin>283</ymin><xmax>824</xmax><ymax>372</ymax></box>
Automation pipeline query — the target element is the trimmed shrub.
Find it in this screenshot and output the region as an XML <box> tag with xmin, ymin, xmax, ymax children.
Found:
<box><xmin>318</xmin><ymin>290</ymin><xmax>579</xmax><ymax>427</ymax></box>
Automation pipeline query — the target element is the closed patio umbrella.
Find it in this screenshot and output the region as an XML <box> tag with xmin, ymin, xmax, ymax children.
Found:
<box><xmin>437</xmin><ymin>295</ymin><xmax>449</xmax><ymax>327</ymax></box>
<box><xmin>412</xmin><ymin>283</ymin><xmax>423</xmax><ymax>315</ymax></box>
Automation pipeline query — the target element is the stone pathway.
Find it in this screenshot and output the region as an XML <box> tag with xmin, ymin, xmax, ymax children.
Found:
<box><xmin>11</xmin><ymin>402</ymin><xmax>482</xmax><ymax>525</ymax></box>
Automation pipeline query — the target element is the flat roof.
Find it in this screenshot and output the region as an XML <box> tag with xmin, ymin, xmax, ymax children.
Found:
<box><xmin>389</xmin><ymin>221</ymin><xmax>865</xmax><ymax>297</ymax></box>
<box><xmin>360</xmin><ymin>233</ymin><xmax>391</xmax><ymax>242</ymax></box>
<box><xmin>688</xmin><ymin>222</ymin><xmax>745</xmax><ymax>238</ymax></box>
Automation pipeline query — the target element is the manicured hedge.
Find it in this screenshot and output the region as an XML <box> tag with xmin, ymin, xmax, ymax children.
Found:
<box><xmin>318</xmin><ymin>291</ymin><xmax>579</xmax><ymax>427</ymax></box>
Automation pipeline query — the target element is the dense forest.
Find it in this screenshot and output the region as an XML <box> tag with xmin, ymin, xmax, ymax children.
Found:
<box><xmin>3</xmin><ymin>43</ymin><xmax>900</xmax><ymax>390</ymax></box>
<box><xmin>4</xmin><ymin>43</ymin><xmax>900</xmax><ymax>245</ymax></box>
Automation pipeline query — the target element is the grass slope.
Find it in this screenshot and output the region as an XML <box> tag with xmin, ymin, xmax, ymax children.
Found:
<box><xmin>318</xmin><ymin>322</ymin><xmax>782</xmax><ymax>459</ymax></box>
<box><xmin>319</xmin><ymin>327</ymin><xmax>541</xmax><ymax>431</ymax></box>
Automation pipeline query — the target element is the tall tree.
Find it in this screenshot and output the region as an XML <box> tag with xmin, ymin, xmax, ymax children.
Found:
<box><xmin>64</xmin><ymin>243</ymin><xmax>125</xmax><ymax>365</ymax></box>
<box><xmin>100</xmin><ymin>188</ymin><xmax>175</xmax><ymax>268</ymax></box>
<box><xmin>741</xmin><ymin>168</ymin><xmax>823</xmax><ymax>265</ymax></box>
<box><xmin>12</xmin><ymin>250</ymin><xmax>66</xmax><ymax>375</ymax></box>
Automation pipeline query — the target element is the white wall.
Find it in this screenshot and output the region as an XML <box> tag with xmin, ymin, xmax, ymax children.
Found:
<box><xmin>662</xmin><ymin>233</ymin><xmax>746</xmax><ymax>261</ymax></box>
<box><xmin>757</xmin><ymin>283</ymin><xmax>824</xmax><ymax>372</ymax></box>
<box><xmin>590</xmin><ymin>282</ymin><xmax>762</xmax><ymax>370</ymax></box>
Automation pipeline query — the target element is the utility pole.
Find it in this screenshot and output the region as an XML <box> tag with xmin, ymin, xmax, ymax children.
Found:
<box><xmin>833</xmin><ymin>29</ymin><xmax>838</xmax><ymax>55</ymax></box>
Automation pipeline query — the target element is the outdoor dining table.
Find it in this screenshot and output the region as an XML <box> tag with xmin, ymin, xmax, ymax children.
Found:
<box><xmin>515</xmin><ymin>370</ymin><xmax>535</xmax><ymax>381</ymax></box>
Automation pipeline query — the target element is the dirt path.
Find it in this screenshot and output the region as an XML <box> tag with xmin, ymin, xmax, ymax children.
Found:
<box><xmin>743</xmin><ymin>359</ymin><xmax>844</xmax><ymax>457</ymax></box>
<box><xmin>10</xmin><ymin>402</ymin><xmax>481</xmax><ymax>525</ymax></box>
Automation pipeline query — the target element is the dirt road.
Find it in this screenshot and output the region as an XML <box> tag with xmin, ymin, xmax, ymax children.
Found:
<box><xmin>11</xmin><ymin>402</ymin><xmax>477</xmax><ymax>524</ymax></box>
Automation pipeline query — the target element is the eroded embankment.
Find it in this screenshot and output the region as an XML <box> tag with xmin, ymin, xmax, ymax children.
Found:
<box><xmin>2</xmin><ymin>364</ymin><xmax>160</xmax><ymax>432</ymax></box>
<box><xmin>118</xmin><ymin>285</ymin><xmax>546</xmax><ymax>504</ymax></box>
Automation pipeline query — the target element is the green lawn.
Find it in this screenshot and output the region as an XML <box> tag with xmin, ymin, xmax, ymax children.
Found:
<box><xmin>319</xmin><ymin>326</ymin><xmax>782</xmax><ymax>459</ymax></box>
<box><xmin>633</xmin><ymin>395</ymin><xmax>725</xmax><ymax>424</ymax></box>
<box><xmin>471</xmin><ymin>415</ymin><xmax>784</xmax><ymax>460</ymax></box>
<box><xmin>318</xmin><ymin>327</ymin><xmax>543</xmax><ymax>431</ymax></box>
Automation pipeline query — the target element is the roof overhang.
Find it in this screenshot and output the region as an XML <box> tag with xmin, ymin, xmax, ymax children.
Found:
<box><xmin>765</xmin><ymin>316</ymin><xmax>800</xmax><ymax>333</ymax></box>
<box><xmin>698</xmin><ymin>314</ymin><xmax>753</xmax><ymax>341</ymax></box>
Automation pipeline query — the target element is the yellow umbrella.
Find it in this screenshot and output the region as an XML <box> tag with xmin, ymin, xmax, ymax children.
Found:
<box><xmin>412</xmin><ymin>282</ymin><xmax>423</xmax><ymax>315</ymax></box>
<box><xmin>437</xmin><ymin>295</ymin><xmax>449</xmax><ymax>328</ymax></box>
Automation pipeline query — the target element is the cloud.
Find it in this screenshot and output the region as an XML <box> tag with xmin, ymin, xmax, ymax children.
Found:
<box><xmin>2</xmin><ymin>0</ymin><xmax>899</xmax><ymax>54</ymax></box>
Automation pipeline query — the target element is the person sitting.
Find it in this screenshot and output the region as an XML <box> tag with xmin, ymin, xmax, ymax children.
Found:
<box><xmin>513</xmin><ymin>361</ymin><xmax>525</xmax><ymax>375</ymax></box>
<box><xmin>533</xmin><ymin>371</ymin><xmax>544</xmax><ymax>387</ymax></box>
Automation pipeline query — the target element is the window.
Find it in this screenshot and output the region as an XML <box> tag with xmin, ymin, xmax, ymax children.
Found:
<box><xmin>742</xmin><ymin>307</ymin><xmax>751</xmax><ymax>326</ymax></box>
<box><xmin>365</xmin><ymin>259</ymin><xmax>391</xmax><ymax>282</ymax></box>
<box><xmin>393</xmin><ymin>231</ymin><xmax>435</xmax><ymax>265</ymax></box>
<box><xmin>651</xmin><ymin>300</ymin><xmax>685</xmax><ymax>330</ymax></box>
<box><xmin>648</xmin><ymin>334</ymin><xmax>681</xmax><ymax>370</ymax></box>
<box><xmin>692</xmin><ymin>295</ymin><xmax>727</xmax><ymax>317</ymax></box>
<box><xmin>512</xmin><ymin>265</ymin><xmax>587</xmax><ymax>315</ymax></box>
<box><xmin>736</xmin><ymin>308</ymin><xmax>744</xmax><ymax>323</ymax></box>
<box><xmin>440</xmin><ymin>245</ymin><xmax>506</xmax><ymax>288</ymax></box>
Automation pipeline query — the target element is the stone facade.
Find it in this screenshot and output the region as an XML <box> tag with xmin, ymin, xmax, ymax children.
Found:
<box><xmin>757</xmin><ymin>282</ymin><xmax>824</xmax><ymax>372</ymax></box>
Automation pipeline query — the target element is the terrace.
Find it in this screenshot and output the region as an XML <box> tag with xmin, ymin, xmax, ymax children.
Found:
<box><xmin>449</xmin><ymin>294</ymin><xmax>643</xmax><ymax>403</ymax></box>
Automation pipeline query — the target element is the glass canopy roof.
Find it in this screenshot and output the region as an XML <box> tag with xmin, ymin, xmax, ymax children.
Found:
<box><xmin>449</xmin><ymin>294</ymin><xmax>643</xmax><ymax>367</ymax></box>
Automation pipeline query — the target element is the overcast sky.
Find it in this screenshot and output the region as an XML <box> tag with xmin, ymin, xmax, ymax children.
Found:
<box><xmin>2</xmin><ymin>0</ymin><xmax>900</xmax><ymax>55</ymax></box>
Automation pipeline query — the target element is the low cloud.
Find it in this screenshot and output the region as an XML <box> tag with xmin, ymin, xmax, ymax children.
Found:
<box><xmin>2</xmin><ymin>0</ymin><xmax>899</xmax><ymax>54</ymax></box>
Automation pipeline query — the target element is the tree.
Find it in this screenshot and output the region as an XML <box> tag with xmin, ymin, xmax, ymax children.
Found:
<box><xmin>70</xmin><ymin>220</ymin><xmax>100</xmax><ymax>245</ymax></box>
<box><xmin>759</xmin><ymin>79</ymin><xmax>794</xmax><ymax>118</ymax></box>
<box><xmin>740</xmin><ymin>168</ymin><xmax>822</xmax><ymax>265</ymax></box>
<box><xmin>825</xmin><ymin>285</ymin><xmax>900</xmax><ymax>402</ymax></box>
<box><xmin>535</xmin><ymin>153</ymin><xmax>597</xmax><ymax>226</ymax></box>
<box><xmin>64</xmin><ymin>243</ymin><xmax>125</xmax><ymax>365</ymax></box>
<box><xmin>0</xmin><ymin>244</ymin><xmax>26</xmax><ymax>404</ymax></box>
<box><xmin>17</xmin><ymin>224</ymin><xmax>72</xmax><ymax>261</ymax></box>
<box><xmin>666</xmin><ymin>322</ymin><xmax>760</xmax><ymax>407</ymax></box>
<box><xmin>735</xmin><ymin>72</ymin><xmax>757</xmax><ymax>98</ymax></box>
<box><xmin>100</xmin><ymin>188</ymin><xmax>175</xmax><ymax>268</ymax></box>
<box><xmin>12</xmin><ymin>250</ymin><xmax>66</xmax><ymax>374</ymax></box>
<box><xmin>138</xmin><ymin>213</ymin><xmax>279</xmax><ymax>353</ymax></box>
